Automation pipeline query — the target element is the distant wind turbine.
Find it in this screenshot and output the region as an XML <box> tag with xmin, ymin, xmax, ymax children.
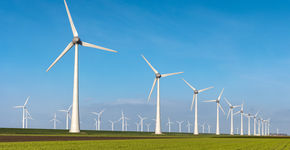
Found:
<box><xmin>203</xmin><ymin>88</ymin><xmax>225</xmax><ymax>135</ymax></box>
<box><xmin>176</xmin><ymin>121</ymin><xmax>184</xmax><ymax>133</ymax></box>
<box><xmin>14</xmin><ymin>96</ymin><xmax>30</xmax><ymax>128</ymax></box>
<box><xmin>138</xmin><ymin>115</ymin><xmax>147</xmax><ymax>132</ymax></box>
<box><xmin>92</xmin><ymin>110</ymin><xmax>105</xmax><ymax>130</ymax></box>
<box><xmin>182</xmin><ymin>79</ymin><xmax>213</xmax><ymax>135</ymax></box>
<box><xmin>50</xmin><ymin>113</ymin><xmax>60</xmax><ymax>129</ymax></box>
<box><xmin>207</xmin><ymin>124</ymin><xmax>211</xmax><ymax>133</ymax></box>
<box><xmin>46</xmin><ymin>0</ymin><xmax>117</xmax><ymax>133</ymax></box>
<box><xmin>142</xmin><ymin>55</ymin><xmax>183</xmax><ymax>134</ymax></box>
<box><xmin>245</xmin><ymin>113</ymin><xmax>253</xmax><ymax>136</ymax></box>
<box><xmin>59</xmin><ymin>105</ymin><xmax>72</xmax><ymax>130</ymax></box>
<box><xmin>108</xmin><ymin>120</ymin><xmax>118</xmax><ymax>131</ymax></box>
<box><xmin>186</xmin><ymin>121</ymin><xmax>192</xmax><ymax>133</ymax></box>
<box><xmin>224</xmin><ymin>97</ymin><xmax>240</xmax><ymax>135</ymax></box>
<box><xmin>234</xmin><ymin>103</ymin><xmax>244</xmax><ymax>135</ymax></box>
<box><xmin>25</xmin><ymin>109</ymin><xmax>33</xmax><ymax>128</ymax></box>
<box><xmin>145</xmin><ymin>123</ymin><xmax>151</xmax><ymax>132</ymax></box>
<box><xmin>166</xmin><ymin>118</ymin><xmax>174</xmax><ymax>133</ymax></box>
<box><xmin>135</xmin><ymin>122</ymin><xmax>140</xmax><ymax>132</ymax></box>
<box><xmin>253</xmin><ymin>111</ymin><xmax>259</xmax><ymax>136</ymax></box>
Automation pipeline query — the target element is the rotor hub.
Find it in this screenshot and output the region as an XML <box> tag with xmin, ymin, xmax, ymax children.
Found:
<box><xmin>72</xmin><ymin>37</ymin><xmax>81</xmax><ymax>44</ymax></box>
<box><xmin>194</xmin><ymin>90</ymin><xmax>198</xmax><ymax>94</ymax></box>
<box><xmin>155</xmin><ymin>73</ymin><xmax>161</xmax><ymax>78</ymax></box>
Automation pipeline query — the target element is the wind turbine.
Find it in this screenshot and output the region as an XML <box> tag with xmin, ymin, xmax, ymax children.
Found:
<box><xmin>200</xmin><ymin>123</ymin><xmax>206</xmax><ymax>133</ymax></box>
<box><xmin>50</xmin><ymin>113</ymin><xmax>60</xmax><ymax>129</ymax></box>
<box><xmin>46</xmin><ymin>0</ymin><xmax>117</xmax><ymax>133</ymax></box>
<box><xmin>108</xmin><ymin>120</ymin><xmax>118</xmax><ymax>131</ymax></box>
<box><xmin>182</xmin><ymin>79</ymin><xmax>213</xmax><ymax>135</ymax></box>
<box><xmin>59</xmin><ymin>105</ymin><xmax>72</xmax><ymax>130</ymax></box>
<box><xmin>142</xmin><ymin>55</ymin><xmax>183</xmax><ymax>134</ymax></box>
<box><xmin>93</xmin><ymin>118</ymin><xmax>98</xmax><ymax>130</ymax></box>
<box><xmin>253</xmin><ymin>111</ymin><xmax>259</xmax><ymax>136</ymax></box>
<box><xmin>119</xmin><ymin>111</ymin><xmax>126</xmax><ymax>131</ymax></box>
<box><xmin>125</xmin><ymin>117</ymin><xmax>129</xmax><ymax>131</ymax></box>
<box><xmin>261</xmin><ymin>118</ymin><xmax>265</xmax><ymax>136</ymax></box>
<box><xmin>166</xmin><ymin>118</ymin><xmax>174</xmax><ymax>133</ymax></box>
<box><xmin>186</xmin><ymin>121</ymin><xmax>192</xmax><ymax>133</ymax></box>
<box><xmin>267</xmin><ymin>119</ymin><xmax>270</xmax><ymax>136</ymax></box>
<box><xmin>91</xmin><ymin>110</ymin><xmax>105</xmax><ymax>130</ymax></box>
<box><xmin>137</xmin><ymin>115</ymin><xmax>147</xmax><ymax>132</ymax></box>
<box><xmin>245</xmin><ymin>113</ymin><xmax>253</xmax><ymax>136</ymax></box>
<box><xmin>14</xmin><ymin>96</ymin><xmax>30</xmax><ymax>128</ymax></box>
<box><xmin>224</xmin><ymin>97</ymin><xmax>240</xmax><ymax>135</ymax></box>
<box><xmin>207</xmin><ymin>124</ymin><xmax>211</xmax><ymax>133</ymax></box>
<box><xmin>145</xmin><ymin>123</ymin><xmax>151</xmax><ymax>132</ymax></box>
<box><xmin>257</xmin><ymin>117</ymin><xmax>261</xmax><ymax>136</ymax></box>
<box><xmin>234</xmin><ymin>103</ymin><xmax>244</xmax><ymax>135</ymax></box>
<box><xmin>203</xmin><ymin>88</ymin><xmax>225</xmax><ymax>135</ymax></box>
<box><xmin>176</xmin><ymin>121</ymin><xmax>184</xmax><ymax>133</ymax></box>
<box><xmin>135</xmin><ymin>122</ymin><xmax>140</xmax><ymax>132</ymax></box>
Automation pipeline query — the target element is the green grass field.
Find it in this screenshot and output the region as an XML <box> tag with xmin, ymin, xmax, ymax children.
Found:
<box><xmin>0</xmin><ymin>128</ymin><xmax>289</xmax><ymax>150</ymax></box>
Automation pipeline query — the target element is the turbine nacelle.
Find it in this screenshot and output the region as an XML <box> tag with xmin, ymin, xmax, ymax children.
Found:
<box><xmin>72</xmin><ymin>37</ymin><xmax>81</xmax><ymax>44</ymax></box>
<box><xmin>194</xmin><ymin>90</ymin><xmax>198</xmax><ymax>94</ymax></box>
<box><xmin>155</xmin><ymin>73</ymin><xmax>161</xmax><ymax>78</ymax></box>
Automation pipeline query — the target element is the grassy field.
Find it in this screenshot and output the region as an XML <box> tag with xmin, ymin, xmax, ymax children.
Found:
<box><xmin>0</xmin><ymin>128</ymin><xmax>289</xmax><ymax>150</ymax></box>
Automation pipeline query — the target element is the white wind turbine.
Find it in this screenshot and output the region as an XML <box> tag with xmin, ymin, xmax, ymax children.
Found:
<box><xmin>119</xmin><ymin>111</ymin><xmax>126</xmax><ymax>131</ymax></box>
<box><xmin>245</xmin><ymin>113</ymin><xmax>253</xmax><ymax>136</ymax></box>
<box><xmin>46</xmin><ymin>0</ymin><xmax>117</xmax><ymax>133</ymax></box>
<box><xmin>166</xmin><ymin>118</ymin><xmax>174</xmax><ymax>133</ymax></box>
<box><xmin>261</xmin><ymin>118</ymin><xmax>265</xmax><ymax>136</ymax></box>
<box><xmin>253</xmin><ymin>111</ymin><xmax>259</xmax><ymax>136</ymax></box>
<box><xmin>93</xmin><ymin>118</ymin><xmax>98</xmax><ymax>130</ymax></box>
<box><xmin>182</xmin><ymin>79</ymin><xmax>213</xmax><ymax>135</ymax></box>
<box><xmin>50</xmin><ymin>113</ymin><xmax>60</xmax><ymax>129</ymax></box>
<box><xmin>108</xmin><ymin>120</ymin><xmax>118</xmax><ymax>131</ymax></box>
<box><xmin>14</xmin><ymin>96</ymin><xmax>30</xmax><ymax>128</ymax></box>
<box><xmin>145</xmin><ymin>123</ymin><xmax>151</xmax><ymax>132</ymax></box>
<box><xmin>257</xmin><ymin>117</ymin><xmax>261</xmax><ymax>136</ymax></box>
<box><xmin>138</xmin><ymin>115</ymin><xmax>147</xmax><ymax>132</ymax></box>
<box><xmin>203</xmin><ymin>88</ymin><xmax>225</xmax><ymax>135</ymax></box>
<box><xmin>142</xmin><ymin>55</ymin><xmax>183</xmax><ymax>134</ymax></box>
<box><xmin>267</xmin><ymin>119</ymin><xmax>270</xmax><ymax>136</ymax></box>
<box><xmin>135</xmin><ymin>122</ymin><xmax>140</xmax><ymax>132</ymax></box>
<box><xmin>176</xmin><ymin>121</ymin><xmax>184</xmax><ymax>133</ymax></box>
<box><xmin>186</xmin><ymin>121</ymin><xmax>192</xmax><ymax>133</ymax></box>
<box><xmin>92</xmin><ymin>110</ymin><xmax>105</xmax><ymax>131</ymax></box>
<box><xmin>59</xmin><ymin>105</ymin><xmax>72</xmax><ymax>130</ymax></box>
<box><xmin>125</xmin><ymin>117</ymin><xmax>129</xmax><ymax>131</ymax></box>
<box><xmin>207</xmin><ymin>124</ymin><xmax>211</xmax><ymax>133</ymax></box>
<box><xmin>234</xmin><ymin>103</ymin><xmax>244</xmax><ymax>135</ymax></box>
<box><xmin>200</xmin><ymin>123</ymin><xmax>206</xmax><ymax>133</ymax></box>
<box><xmin>224</xmin><ymin>97</ymin><xmax>240</xmax><ymax>135</ymax></box>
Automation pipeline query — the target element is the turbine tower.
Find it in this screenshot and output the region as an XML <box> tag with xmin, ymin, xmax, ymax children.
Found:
<box><xmin>145</xmin><ymin>123</ymin><xmax>151</xmax><ymax>132</ymax></box>
<box><xmin>166</xmin><ymin>118</ymin><xmax>174</xmax><ymax>133</ymax></box>
<box><xmin>142</xmin><ymin>55</ymin><xmax>183</xmax><ymax>134</ymax></box>
<box><xmin>108</xmin><ymin>120</ymin><xmax>118</xmax><ymax>131</ymax></box>
<box><xmin>182</xmin><ymin>79</ymin><xmax>213</xmax><ymax>135</ymax></box>
<box><xmin>176</xmin><ymin>121</ymin><xmax>184</xmax><ymax>133</ymax></box>
<box><xmin>137</xmin><ymin>115</ymin><xmax>147</xmax><ymax>132</ymax></box>
<box><xmin>125</xmin><ymin>117</ymin><xmax>129</xmax><ymax>131</ymax></box>
<box><xmin>200</xmin><ymin>123</ymin><xmax>206</xmax><ymax>133</ymax></box>
<box><xmin>59</xmin><ymin>105</ymin><xmax>72</xmax><ymax>130</ymax></box>
<box><xmin>224</xmin><ymin>97</ymin><xmax>240</xmax><ymax>135</ymax></box>
<box><xmin>135</xmin><ymin>122</ymin><xmax>140</xmax><ymax>132</ymax></box>
<box><xmin>245</xmin><ymin>113</ymin><xmax>253</xmax><ymax>136</ymax></box>
<box><xmin>119</xmin><ymin>111</ymin><xmax>126</xmax><ymax>131</ymax></box>
<box><xmin>92</xmin><ymin>110</ymin><xmax>105</xmax><ymax>130</ymax></box>
<box><xmin>50</xmin><ymin>113</ymin><xmax>60</xmax><ymax>129</ymax></box>
<box><xmin>25</xmin><ymin>109</ymin><xmax>33</xmax><ymax>128</ymax></box>
<box><xmin>203</xmin><ymin>88</ymin><xmax>225</xmax><ymax>135</ymax></box>
<box><xmin>207</xmin><ymin>124</ymin><xmax>211</xmax><ymax>133</ymax></box>
<box><xmin>257</xmin><ymin>117</ymin><xmax>261</xmax><ymax>136</ymax></box>
<box><xmin>46</xmin><ymin>0</ymin><xmax>117</xmax><ymax>133</ymax></box>
<box><xmin>234</xmin><ymin>103</ymin><xmax>244</xmax><ymax>135</ymax></box>
<box><xmin>14</xmin><ymin>96</ymin><xmax>30</xmax><ymax>128</ymax></box>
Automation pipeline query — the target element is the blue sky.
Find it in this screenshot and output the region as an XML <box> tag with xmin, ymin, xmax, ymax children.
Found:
<box><xmin>1</xmin><ymin>0</ymin><xmax>290</xmax><ymax>133</ymax></box>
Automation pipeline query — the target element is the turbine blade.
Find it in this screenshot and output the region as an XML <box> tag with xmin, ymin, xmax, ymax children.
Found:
<box><xmin>58</xmin><ymin>110</ymin><xmax>66</xmax><ymax>112</ymax></box>
<box><xmin>161</xmin><ymin>72</ymin><xmax>183</xmax><ymax>78</ymax></box>
<box><xmin>24</xmin><ymin>96</ymin><xmax>30</xmax><ymax>106</ymax></box>
<box><xmin>81</xmin><ymin>41</ymin><xmax>117</xmax><ymax>53</ymax></box>
<box><xmin>218</xmin><ymin>104</ymin><xmax>225</xmax><ymax>114</ymax></box>
<box><xmin>190</xmin><ymin>94</ymin><xmax>196</xmax><ymax>111</ymax></box>
<box><xmin>68</xmin><ymin>105</ymin><xmax>72</xmax><ymax>111</ymax></box>
<box><xmin>198</xmin><ymin>86</ymin><xmax>214</xmax><ymax>93</ymax></box>
<box><xmin>46</xmin><ymin>42</ymin><xmax>74</xmax><ymax>72</ymax></box>
<box><xmin>64</xmin><ymin>0</ymin><xmax>78</xmax><ymax>37</ymax></box>
<box><xmin>147</xmin><ymin>78</ymin><xmax>157</xmax><ymax>102</ymax></box>
<box><xmin>203</xmin><ymin>100</ymin><xmax>216</xmax><ymax>103</ymax></box>
<box><xmin>224</xmin><ymin>97</ymin><xmax>232</xmax><ymax>107</ymax></box>
<box><xmin>182</xmin><ymin>79</ymin><xmax>196</xmax><ymax>91</ymax></box>
<box><xmin>141</xmin><ymin>55</ymin><xmax>158</xmax><ymax>74</ymax></box>
<box><xmin>14</xmin><ymin>106</ymin><xmax>23</xmax><ymax>108</ymax></box>
<box><xmin>233</xmin><ymin>111</ymin><xmax>240</xmax><ymax>115</ymax></box>
<box><xmin>218</xmin><ymin>88</ymin><xmax>224</xmax><ymax>100</ymax></box>
<box><xmin>227</xmin><ymin>109</ymin><xmax>230</xmax><ymax>120</ymax></box>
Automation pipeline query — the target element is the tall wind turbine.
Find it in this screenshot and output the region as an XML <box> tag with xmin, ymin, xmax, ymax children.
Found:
<box><xmin>182</xmin><ymin>79</ymin><xmax>213</xmax><ymax>135</ymax></box>
<box><xmin>25</xmin><ymin>109</ymin><xmax>33</xmax><ymax>128</ymax></box>
<box><xmin>261</xmin><ymin>118</ymin><xmax>264</xmax><ymax>136</ymax></box>
<box><xmin>94</xmin><ymin>118</ymin><xmax>98</xmax><ymax>130</ymax></box>
<box><xmin>14</xmin><ymin>96</ymin><xmax>30</xmax><ymax>128</ymax></box>
<box><xmin>125</xmin><ymin>117</ymin><xmax>129</xmax><ymax>131</ymax></box>
<box><xmin>59</xmin><ymin>105</ymin><xmax>72</xmax><ymax>130</ymax></box>
<box><xmin>108</xmin><ymin>120</ymin><xmax>118</xmax><ymax>131</ymax></box>
<box><xmin>135</xmin><ymin>122</ymin><xmax>140</xmax><ymax>132</ymax></box>
<box><xmin>253</xmin><ymin>111</ymin><xmax>259</xmax><ymax>136</ymax></box>
<box><xmin>166</xmin><ymin>118</ymin><xmax>174</xmax><ymax>133</ymax></box>
<box><xmin>200</xmin><ymin>123</ymin><xmax>206</xmax><ymax>133</ymax></box>
<box><xmin>257</xmin><ymin>117</ymin><xmax>261</xmax><ymax>136</ymax></box>
<box><xmin>142</xmin><ymin>55</ymin><xmax>183</xmax><ymax>134</ymax></box>
<box><xmin>176</xmin><ymin>121</ymin><xmax>184</xmax><ymax>133</ymax></box>
<box><xmin>138</xmin><ymin>115</ymin><xmax>147</xmax><ymax>132</ymax></box>
<box><xmin>245</xmin><ymin>113</ymin><xmax>253</xmax><ymax>136</ymax></box>
<box><xmin>207</xmin><ymin>124</ymin><xmax>211</xmax><ymax>133</ymax></box>
<box><xmin>119</xmin><ymin>111</ymin><xmax>126</xmax><ymax>131</ymax></box>
<box><xmin>224</xmin><ymin>97</ymin><xmax>240</xmax><ymax>135</ymax></box>
<box><xmin>50</xmin><ymin>113</ymin><xmax>60</xmax><ymax>129</ymax></box>
<box><xmin>92</xmin><ymin>110</ymin><xmax>105</xmax><ymax>130</ymax></box>
<box><xmin>234</xmin><ymin>103</ymin><xmax>244</xmax><ymax>135</ymax></box>
<box><xmin>203</xmin><ymin>88</ymin><xmax>225</xmax><ymax>135</ymax></box>
<box><xmin>46</xmin><ymin>0</ymin><xmax>117</xmax><ymax>133</ymax></box>
<box><xmin>266</xmin><ymin>119</ymin><xmax>270</xmax><ymax>136</ymax></box>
